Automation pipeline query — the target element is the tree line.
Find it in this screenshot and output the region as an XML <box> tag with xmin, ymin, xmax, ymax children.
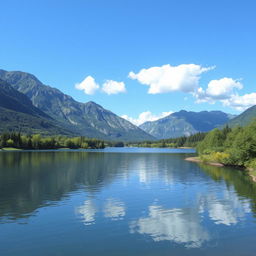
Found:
<box><xmin>127</xmin><ymin>132</ymin><xmax>206</xmax><ymax>148</ymax></box>
<box><xmin>197</xmin><ymin>120</ymin><xmax>256</xmax><ymax>170</ymax></box>
<box><xmin>0</xmin><ymin>132</ymin><xmax>106</xmax><ymax>149</ymax></box>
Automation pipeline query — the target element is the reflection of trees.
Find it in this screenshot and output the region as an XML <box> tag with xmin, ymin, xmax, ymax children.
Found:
<box><xmin>198</xmin><ymin>164</ymin><xmax>256</xmax><ymax>216</ymax></box>
<box><xmin>1</xmin><ymin>150</ymin><xmax>256</xmax><ymax>228</ymax></box>
<box><xmin>0</xmin><ymin>152</ymin><xmax>193</xmax><ymax>221</ymax></box>
<box><xmin>0</xmin><ymin>152</ymin><xmax>130</xmax><ymax>221</ymax></box>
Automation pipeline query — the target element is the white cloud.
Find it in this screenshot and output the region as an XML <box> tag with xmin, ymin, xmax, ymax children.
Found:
<box><xmin>222</xmin><ymin>93</ymin><xmax>256</xmax><ymax>111</ymax></box>
<box><xmin>129</xmin><ymin>64</ymin><xmax>213</xmax><ymax>94</ymax></box>
<box><xmin>206</xmin><ymin>78</ymin><xmax>243</xmax><ymax>99</ymax></box>
<box><xmin>194</xmin><ymin>77</ymin><xmax>256</xmax><ymax>111</ymax></box>
<box><xmin>102</xmin><ymin>80</ymin><xmax>126</xmax><ymax>95</ymax></box>
<box><xmin>75</xmin><ymin>76</ymin><xmax>100</xmax><ymax>95</ymax></box>
<box><xmin>196</xmin><ymin>77</ymin><xmax>243</xmax><ymax>102</ymax></box>
<box><xmin>121</xmin><ymin>110</ymin><xmax>173</xmax><ymax>126</ymax></box>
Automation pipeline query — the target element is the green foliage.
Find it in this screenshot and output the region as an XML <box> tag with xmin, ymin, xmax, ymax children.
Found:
<box><xmin>197</xmin><ymin>121</ymin><xmax>256</xmax><ymax>168</ymax></box>
<box><xmin>0</xmin><ymin>132</ymin><xmax>106</xmax><ymax>150</ymax></box>
<box><xmin>200</xmin><ymin>152</ymin><xmax>230</xmax><ymax>164</ymax></box>
<box><xmin>127</xmin><ymin>132</ymin><xmax>206</xmax><ymax>148</ymax></box>
<box><xmin>245</xmin><ymin>159</ymin><xmax>256</xmax><ymax>170</ymax></box>
<box><xmin>6</xmin><ymin>139</ymin><xmax>14</xmax><ymax>147</ymax></box>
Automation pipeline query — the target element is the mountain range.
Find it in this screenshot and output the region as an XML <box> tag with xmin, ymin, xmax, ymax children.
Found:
<box><xmin>139</xmin><ymin>110</ymin><xmax>235</xmax><ymax>139</ymax></box>
<box><xmin>0</xmin><ymin>70</ymin><xmax>154</xmax><ymax>141</ymax></box>
<box><xmin>225</xmin><ymin>105</ymin><xmax>256</xmax><ymax>128</ymax></box>
<box><xmin>0</xmin><ymin>69</ymin><xmax>256</xmax><ymax>141</ymax></box>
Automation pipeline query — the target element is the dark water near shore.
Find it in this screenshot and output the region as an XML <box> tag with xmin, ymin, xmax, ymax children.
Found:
<box><xmin>0</xmin><ymin>148</ymin><xmax>256</xmax><ymax>255</ymax></box>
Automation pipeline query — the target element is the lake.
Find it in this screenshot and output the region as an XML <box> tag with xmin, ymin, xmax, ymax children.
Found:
<box><xmin>0</xmin><ymin>147</ymin><xmax>256</xmax><ymax>256</ymax></box>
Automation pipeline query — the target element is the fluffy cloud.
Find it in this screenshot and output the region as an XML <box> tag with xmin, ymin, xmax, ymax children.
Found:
<box><xmin>196</xmin><ymin>77</ymin><xmax>243</xmax><ymax>102</ymax></box>
<box><xmin>102</xmin><ymin>80</ymin><xmax>126</xmax><ymax>95</ymax></box>
<box><xmin>76</xmin><ymin>77</ymin><xmax>126</xmax><ymax>95</ymax></box>
<box><xmin>222</xmin><ymin>93</ymin><xmax>256</xmax><ymax>111</ymax></box>
<box><xmin>121</xmin><ymin>110</ymin><xmax>173</xmax><ymax>126</ymax></box>
<box><xmin>194</xmin><ymin>77</ymin><xmax>256</xmax><ymax>111</ymax></box>
<box><xmin>75</xmin><ymin>76</ymin><xmax>100</xmax><ymax>95</ymax></box>
<box><xmin>129</xmin><ymin>64</ymin><xmax>213</xmax><ymax>94</ymax></box>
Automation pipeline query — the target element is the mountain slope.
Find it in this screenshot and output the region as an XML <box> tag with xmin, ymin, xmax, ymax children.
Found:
<box><xmin>225</xmin><ymin>105</ymin><xmax>256</xmax><ymax>127</ymax></box>
<box><xmin>0</xmin><ymin>79</ymin><xmax>73</xmax><ymax>135</ymax></box>
<box><xmin>139</xmin><ymin>110</ymin><xmax>233</xmax><ymax>139</ymax></box>
<box><xmin>0</xmin><ymin>70</ymin><xmax>154</xmax><ymax>141</ymax></box>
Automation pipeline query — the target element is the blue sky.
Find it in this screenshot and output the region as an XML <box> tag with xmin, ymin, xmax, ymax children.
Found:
<box><xmin>1</xmin><ymin>0</ymin><xmax>256</xmax><ymax>124</ymax></box>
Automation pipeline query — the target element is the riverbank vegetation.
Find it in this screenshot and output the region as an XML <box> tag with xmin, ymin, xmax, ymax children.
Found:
<box><xmin>0</xmin><ymin>132</ymin><xmax>106</xmax><ymax>150</ymax></box>
<box><xmin>196</xmin><ymin>121</ymin><xmax>256</xmax><ymax>171</ymax></box>
<box><xmin>127</xmin><ymin>132</ymin><xmax>206</xmax><ymax>148</ymax></box>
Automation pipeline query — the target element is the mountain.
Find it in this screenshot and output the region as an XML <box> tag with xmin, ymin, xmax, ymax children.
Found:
<box><xmin>225</xmin><ymin>105</ymin><xmax>256</xmax><ymax>128</ymax></box>
<box><xmin>0</xmin><ymin>79</ymin><xmax>73</xmax><ymax>135</ymax></box>
<box><xmin>0</xmin><ymin>69</ymin><xmax>154</xmax><ymax>141</ymax></box>
<box><xmin>139</xmin><ymin>110</ymin><xmax>234</xmax><ymax>139</ymax></box>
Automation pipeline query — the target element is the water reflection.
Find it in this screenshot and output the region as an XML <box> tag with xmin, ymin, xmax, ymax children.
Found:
<box><xmin>76</xmin><ymin>198</ymin><xmax>126</xmax><ymax>225</ymax></box>
<box><xmin>129</xmin><ymin>189</ymin><xmax>251</xmax><ymax>247</ymax></box>
<box><xmin>0</xmin><ymin>151</ymin><xmax>131</xmax><ymax>221</ymax></box>
<box><xmin>77</xmin><ymin>200</ymin><xmax>97</xmax><ymax>225</ymax></box>
<box><xmin>137</xmin><ymin>156</ymin><xmax>175</xmax><ymax>185</ymax></box>
<box><xmin>103</xmin><ymin>198</ymin><xmax>126</xmax><ymax>220</ymax></box>
<box><xmin>0</xmin><ymin>151</ymin><xmax>193</xmax><ymax>221</ymax></box>
<box><xmin>130</xmin><ymin>205</ymin><xmax>210</xmax><ymax>248</ymax></box>
<box><xmin>1</xmin><ymin>150</ymin><xmax>256</xmax><ymax>252</ymax></box>
<box><xmin>199</xmin><ymin>191</ymin><xmax>251</xmax><ymax>226</ymax></box>
<box><xmin>199</xmin><ymin>163</ymin><xmax>256</xmax><ymax>217</ymax></box>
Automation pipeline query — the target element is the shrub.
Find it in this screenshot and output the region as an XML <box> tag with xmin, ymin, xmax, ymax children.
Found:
<box><xmin>200</xmin><ymin>152</ymin><xmax>229</xmax><ymax>164</ymax></box>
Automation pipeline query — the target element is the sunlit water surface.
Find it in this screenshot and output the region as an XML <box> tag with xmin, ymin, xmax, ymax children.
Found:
<box><xmin>0</xmin><ymin>147</ymin><xmax>256</xmax><ymax>255</ymax></box>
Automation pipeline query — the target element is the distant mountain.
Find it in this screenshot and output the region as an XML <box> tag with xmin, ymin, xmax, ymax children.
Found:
<box><xmin>139</xmin><ymin>110</ymin><xmax>234</xmax><ymax>139</ymax></box>
<box><xmin>225</xmin><ymin>105</ymin><xmax>256</xmax><ymax>128</ymax></box>
<box><xmin>0</xmin><ymin>79</ymin><xmax>73</xmax><ymax>135</ymax></box>
<box><xmin>0</xmin><ymin>70</ymin><xmax>154</xmax><ymax>141</ymax></box>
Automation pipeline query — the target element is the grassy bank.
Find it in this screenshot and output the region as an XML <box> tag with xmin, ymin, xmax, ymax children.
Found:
<box><xmin>185</xmin><ymin>156</ymin><xmax>224</xmax><ymax>167</ymax></box>
<box><xmin>0</xmin><ymin>147</ymin><xmax>22</xmax><ymax>151</ymax></box>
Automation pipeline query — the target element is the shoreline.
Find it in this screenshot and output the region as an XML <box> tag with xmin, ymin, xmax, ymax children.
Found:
<box><xmin>185</xmin><ymin>156</ymin><xmax>256</xmax><ymax>182</ymax></box>
<box><xmin>0</xmin><ymin>147</ymin><xmax>22</xmax><ymax>151</ymax></box>
<box><xmin>185</xmin><ymin>156</ymin><xmax>224</xmax><ymax>167</ymax></box>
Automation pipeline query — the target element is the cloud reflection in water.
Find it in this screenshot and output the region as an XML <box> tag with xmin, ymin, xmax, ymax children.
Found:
<box><xmin>130</xmin><ymin>205</ymin><xmax>210</xmax><ymax>248</ymax></box>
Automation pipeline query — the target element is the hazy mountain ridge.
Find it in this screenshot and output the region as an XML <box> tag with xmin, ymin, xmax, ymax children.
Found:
<box><xmin>0</xmin><ymin>69</ymin><xmax>154</xmax><ymax>141</ymax></box>
<box><xmin>140</xmin><ymin>110</ymin><xmax>234</xmax><ymax>139</ymax></box>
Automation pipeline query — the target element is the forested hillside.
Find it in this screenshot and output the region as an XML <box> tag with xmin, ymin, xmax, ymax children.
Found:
<box><xmin>197</xmin><ymin>121</ymin><xmax>256</xmax><ymax>170</ymax></box>
<box><xmin>0</xmin><ymin>69</ymin><xmax>154</xmax><ymax>141</ymax></box>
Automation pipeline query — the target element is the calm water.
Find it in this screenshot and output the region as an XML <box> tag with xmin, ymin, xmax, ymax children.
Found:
<box><xmin>0</xmin><ymin>147</ymin><xmax>256</xmax><ymax>256</ymax></box>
